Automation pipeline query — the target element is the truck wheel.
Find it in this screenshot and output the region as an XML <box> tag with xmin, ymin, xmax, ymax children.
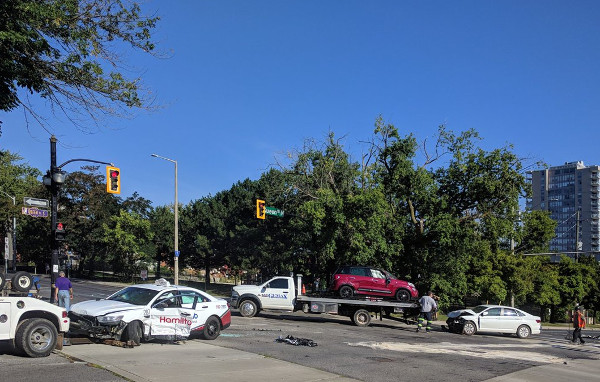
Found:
<box><xmin>122</xmin><ymin>321</ymin><xmax>143</xmax><ymax>345</ymax></box>
<box><xmin>201</xmin><ymin>316</ymin><xmax>221</xmax><ymax>340</ymax></box>
<box><xmin>12</xmin><ymin>271</ymin><xmax>33</xmax><ymax>292</ymax></box>
<box><xmin>339</xmin><ymin>285</ymin><xmax>354</xmax><ymax>299</ymax></box>
<box><xmin>0</xmin><ymin>272</ymin><xmax>5</xmax><ymax>290</ymax></box>
<box><xmin>239</xmin><ymin>300</ymin><xmax>258</xmax><ymax>318</ymax></box>
<box><xmin>353</xmin><ymin>309</ymin><xmax>371</xmax><ymax>327</ymax></box>
<box><xmin>462</xmin><ymin>321</ymin><xmax>477</xmax><ymax>336</ymax></box>
<box><xmin>395</xmin><ymin>289</ymin><xmax>411</xmax><ymax>302</ymax></box>
<box><xmin>15</xmin><ymin>318</ymin><xmax>58</xmax><ymax>357</ymax></box>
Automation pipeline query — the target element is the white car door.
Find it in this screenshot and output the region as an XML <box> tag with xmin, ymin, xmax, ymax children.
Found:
<box><xmin>179</xmin><ymin>290</ymin><xmax>212</xmax><ymax>332</ymax></box>
<box><xmin>148</xmin><ymin>291</ymin><xmax>195</xmax><ymax>340</ymax></box>
<box><xmin>478</xmin><ymin>307</ymin><xmax>503</xmax><ymax>331</ymax></box>
<box><xmin>257</xmin><ymin>277</ymin><xmax>294</xmax><ymax>309</ymax></box>
<box><xmin>499</xmin><ymin>307</ymin><xmax>521</xmax><ymax>332</ymax></box>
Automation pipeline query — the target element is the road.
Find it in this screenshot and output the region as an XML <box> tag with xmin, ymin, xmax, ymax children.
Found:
<box><xmin>2</xmin><ymin>277</ymin><xmax>599</xmax><ymax>382</ymax></box>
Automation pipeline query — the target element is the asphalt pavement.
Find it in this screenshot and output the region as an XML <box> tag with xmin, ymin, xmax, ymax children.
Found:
<box><xmin>56</xmin><ymin>335</ymin><xmax>600</xmax><ymax>382</ymax></box>
<box><xmin>30</xmin><ymin>275</ymin><xmax>600</xmax><ymax>382</ymax></box>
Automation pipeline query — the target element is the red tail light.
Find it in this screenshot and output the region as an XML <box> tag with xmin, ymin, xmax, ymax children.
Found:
<box><xmin>62</xmin><ymin>311</ymin><xmax>68</xmax><ymax>318</ymax></box>
<box><xmin>536</xmin><ymin>319</ymin><xmax>541</xmax><ymax>323</ymax></box>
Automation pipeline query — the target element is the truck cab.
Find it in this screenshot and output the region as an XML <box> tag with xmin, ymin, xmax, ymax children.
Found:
<box><xmin>231</xmin><ymin>276</ymin><xmax>297</xmax><ymax>317</ymax></box>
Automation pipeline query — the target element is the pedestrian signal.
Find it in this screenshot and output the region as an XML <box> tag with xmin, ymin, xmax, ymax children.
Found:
<box><xmin>55</xmin><ymin>222</ymin><xmax>65</xmax><ymax>241</ymax></box>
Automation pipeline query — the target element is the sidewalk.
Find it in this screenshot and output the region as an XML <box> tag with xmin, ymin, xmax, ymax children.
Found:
<box><xmin>484</xmin><ymin>358</ymin><xmax>600</xmax><ymax>381</ymax></box>
<box><xmin>58</xmin><ymin>340</ymin><xmax>358</xmax><ymax>382</ymax></box>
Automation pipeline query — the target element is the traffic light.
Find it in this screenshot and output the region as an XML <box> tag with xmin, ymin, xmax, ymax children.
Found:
<box><xmin>55</xmin><ymin>222</ymin><xmax>65</xmax><ymax>241</ymax></box>
<box><xmin>256</xmin><ymin>199</ymin><xmax>266</xmax><ymax>219</ymax></box>
<box><xmin>106</xmin><ymin>166</ymin><xmax>121</xmax><ymax>194</ymax></box>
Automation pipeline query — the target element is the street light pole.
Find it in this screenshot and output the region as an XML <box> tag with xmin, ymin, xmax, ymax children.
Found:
<box><xmin>0</xmin><ymin>190</ymin><xmax>16</xmax><ymax>272</ymax></box>
<box><xmin>151</xmin><ymin>154</ymin><xmax>179</xmax><ymax>285</ymax></box>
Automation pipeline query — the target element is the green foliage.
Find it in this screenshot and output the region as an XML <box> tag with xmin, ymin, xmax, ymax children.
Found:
<box><xmin>0</xmin><ymin>0</ymin><xmax>159</xmax><ymax>130</ymax></box>
<box><xmin>5</xmin><ymin>117</ymin><xmax>597</xmax><ymax>319</ymax></box>
<box><xmin>102</xmin><ymin>209</ymin><xmax>153</xmax><ymax>279</ymax></box>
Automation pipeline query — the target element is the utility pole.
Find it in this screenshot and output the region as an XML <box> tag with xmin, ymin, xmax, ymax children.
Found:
<box><xmin>575</xmin><ymin>210</ymin><xmax>580</xmax><ymax>262</ymax></box>
<box><xmin>0</xmin><ymin>191</ymin><xmax>16</xmax><ymax>272</ymax></box>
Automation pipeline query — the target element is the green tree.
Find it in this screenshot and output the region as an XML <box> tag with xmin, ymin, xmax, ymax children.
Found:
<box><xmin>59</xmin><ymin>166</ymin><xmax>120</xmax><ymax>273</ymax></box>
<box><xmin>103</xmin><ymin>209</ymin><xmax>153</xmax><ymax>280</ymax></box>
<box><xmin>0</xmin><ymin>150</ymin><xmax>43</xmax><ymax>265</ymax></box>
<box><xmin>0</xmin><ymin>0</ymin><xmax>159</xmax><ymax>132</ymax></box>
<box><xmin>148</xmin><ymin>205</ymin><xmax>173</xmax><ymax>278</ymax></box>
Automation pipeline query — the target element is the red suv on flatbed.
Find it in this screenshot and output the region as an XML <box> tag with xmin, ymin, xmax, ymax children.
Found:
<box><xmin>330</xmin><ymin>266</ymin><xmax>418</xmax><ymax>301</ymax></box>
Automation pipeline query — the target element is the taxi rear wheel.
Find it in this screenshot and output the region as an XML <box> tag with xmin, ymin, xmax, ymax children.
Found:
<box><xmin>202</xmin><ymin>316</ymin><xmax>221</xmax><ymax>340</ymax></box>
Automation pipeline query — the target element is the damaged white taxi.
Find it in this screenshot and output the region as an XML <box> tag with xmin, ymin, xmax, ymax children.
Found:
<box><xmin>68</xmin><ymin>279</ymin><xmax>230</xmax><ymax>344</ymax></box>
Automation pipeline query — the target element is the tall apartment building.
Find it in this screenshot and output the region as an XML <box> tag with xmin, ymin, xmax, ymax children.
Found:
<box><xmin>526</xmin><ymin>161</ymin><xmax>600</xmax><ymax>253</ymax></box>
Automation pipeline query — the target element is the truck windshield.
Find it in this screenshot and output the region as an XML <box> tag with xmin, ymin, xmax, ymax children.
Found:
<box><xmin>107</xmin><ymin>287</ymin><xmax>159</xmax><ymax>306</ymax></box>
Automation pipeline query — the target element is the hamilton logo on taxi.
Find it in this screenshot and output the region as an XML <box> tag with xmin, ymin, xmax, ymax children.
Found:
<box><xmin>159</xmin><ymin>316</ymin><xmax>192</xmax><ymax>326</ymax></box>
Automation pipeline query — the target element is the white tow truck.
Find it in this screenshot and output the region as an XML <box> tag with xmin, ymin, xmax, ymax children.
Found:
<box><xmin>0</xmin><ymin>271</ymin><xmax>70</xmax><ymax>357</ymax></box>
<box><xmin>231</xmin><ymin>274</ymin><xmax>420</xmax><ymax>327</ymax></box>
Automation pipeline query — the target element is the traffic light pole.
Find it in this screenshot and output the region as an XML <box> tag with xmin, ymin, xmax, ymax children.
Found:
<box><xmin>50</xmin><ymin>136</ymin><xmax>59</xmax><ymax>303</ymax></box>
<box><xmin>47</xmin><ymin>136</ymin><xmax>115</xmax><ymax>302</ymax></box>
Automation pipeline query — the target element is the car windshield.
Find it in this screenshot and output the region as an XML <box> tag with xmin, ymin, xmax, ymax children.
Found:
<box><xmin>472</xmin><ymin>305</ymin><xmax>490</xmax><ymax>314</ymax></box>
<box><xmin>107</xmin><ymin>287</ymin><xmax>159</xmax><ymax>306</ymax></box>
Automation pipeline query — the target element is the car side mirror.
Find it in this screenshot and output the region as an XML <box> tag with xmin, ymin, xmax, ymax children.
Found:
<box><xmin>385</xmin><ymin>278</ymin><xmax>391</xmax><ymax>285</ymax></box>
<box><xmin>153</xmin><ymin>301</ymin><xmax>168</xmax><ymax>309</ymax></box>
<box><xmin>482</xmin><ymin>311</ymin><xmax>488</xmax><ymax>316</ymax></box>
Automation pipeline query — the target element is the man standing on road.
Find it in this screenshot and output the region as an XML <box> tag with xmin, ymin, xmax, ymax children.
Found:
<box><xmin>417</xmin><ymin>291</ymin><xmax>437</xmax><ymax>333</ymax></box>
<box><xmin>572</xmin><ymin>305</ymin><xmax>586</xmax><ymax>345</ymax></box>
<box><xmin>54</xmin><ymin>271</ymin><xmax>73</xmax><ymax>312</ymax></box>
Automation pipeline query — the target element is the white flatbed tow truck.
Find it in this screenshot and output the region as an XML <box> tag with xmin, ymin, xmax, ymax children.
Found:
<box><xmin>231</xmin><ymin>274</ymin><xmax>420</xmax><ymax>327</ymax></box>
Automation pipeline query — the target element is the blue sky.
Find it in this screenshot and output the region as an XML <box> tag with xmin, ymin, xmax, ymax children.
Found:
<box><xmin>2</xmin><ymin>1</ymin><xmax>600</xmax><ymax>207</ymax></box>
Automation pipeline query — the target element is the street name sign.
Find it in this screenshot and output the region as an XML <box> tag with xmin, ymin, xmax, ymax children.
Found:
<box><xmin>23</xmin><ymin>197</ymin><xmax>50</xmax><ymax>208</ymax></box>
<box><xmin>265</xmin><ymin>206</ymin><xmax>284</xmax><ymax>217</ymax></box>
<box><xmin>21</xmin><ymin>207</ymin><xmax>49</xmax><ymax>218</ymax></box>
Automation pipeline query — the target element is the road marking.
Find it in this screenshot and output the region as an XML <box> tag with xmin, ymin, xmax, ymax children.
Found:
<box><xmin>345</xmin><ymin>341</ymin><xmax>596</xmax><ymax>363</ymax></box>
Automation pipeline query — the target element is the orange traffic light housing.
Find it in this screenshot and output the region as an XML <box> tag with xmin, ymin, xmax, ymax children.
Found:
<box><xmin>256</xmin><ymin>199</ymin><xmax>266</xmax><ymax>219</ymax></box>
<box><xmin>106</xmin><ymin>166</ymin><xmax>121</xmax><ymax>194</ymax></box>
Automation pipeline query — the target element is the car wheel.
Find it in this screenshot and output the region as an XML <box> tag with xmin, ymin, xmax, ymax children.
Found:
<box><xmin>339</xmin><ymin>285</ymin><xmax>354</xmax><ymax>299</ymax></box>
<box><xmin>12</xmin><ymin>271</ymin><xmax>33</xmax><ymax>292</ymax></box>
<box><xmin>122</xmin><ymin>321</ymin><xmax>143</xmax><ymax>345</ymax></box>
<box><xmin>239</xmin><ymin>299</ymin><xmax>258</xmax><ymax>318</ymax></box>
<box><xmin>201</xmin><ymin>316</ymin><xmax>221</xmax><ymax>340</ymax></box>
<box><xmin>462</xmin><ymin>321</ymin><xmax>477</xmax><ymax>336</ymax></box>
<box><xmin>353</xmin><ymin>309</ymin><xmax>371</xmax><ymax>327</ymax></box>
<box><xmin>517</xmin><ymin>325</ymin><xmax>531</xmax><ymax>339</ymax></box>
<box><xmin>14</xmin><ymin>318</ymin><xmax>58</xmax><ymax>357</ymax></box>
<box><xmin>395</xmin><ymin>288</ymin><xmax>411</xmax><ymax>302</ymax></box>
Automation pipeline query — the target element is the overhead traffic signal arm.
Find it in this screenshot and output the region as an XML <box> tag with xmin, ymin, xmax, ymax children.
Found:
<box><xmin>256</xmin><ymin>199</ymin><xmax>266</xmax><ymax>219</ymax></box>
<box><xmin>106</xmin><ymin>166</ymin><xmax>121</xmax><ymax>194</ymax></box>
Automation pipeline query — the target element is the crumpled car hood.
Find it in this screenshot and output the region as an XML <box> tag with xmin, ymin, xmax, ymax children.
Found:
<box><xmin>70</xmin><ymin>299</ymin><xmax>142</xmax><ymax>316</ymax></box>
<box><xmin>447</xmin><ymin>309</ymin><xmax>476</xmax><ymax>318</ymax></box>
